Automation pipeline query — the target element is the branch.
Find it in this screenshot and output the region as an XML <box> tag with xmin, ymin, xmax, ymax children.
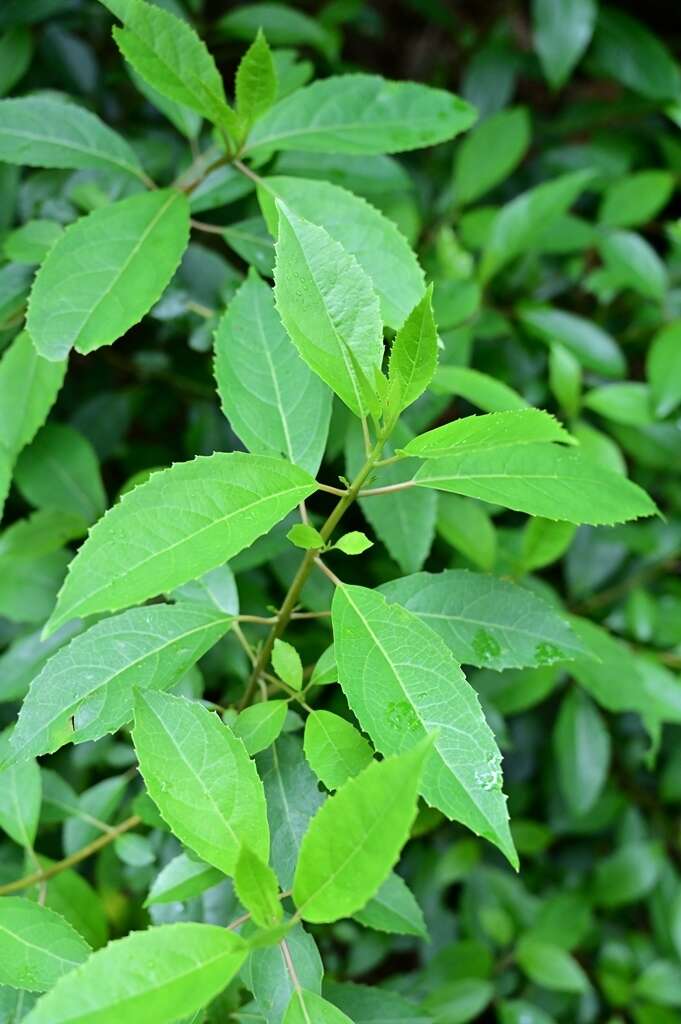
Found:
<box><xmin>0</xmin><ymin>816</ymin><xmax>142</xmax><ymax>897</ymax></box>
<box><xmin>358</xmin><ymin>480</ymin><xmax>416</xmax><ymax>497</ymax></box>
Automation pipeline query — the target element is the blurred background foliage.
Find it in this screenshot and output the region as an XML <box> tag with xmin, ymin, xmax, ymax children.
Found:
<box><xmin>1</xmin><ymin>1</ymin><xmax>681</xmax><ymax>1022</ymax></box>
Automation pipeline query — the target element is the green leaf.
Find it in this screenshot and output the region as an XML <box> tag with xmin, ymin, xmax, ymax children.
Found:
<box><xmin>533</xmin><ymin>0</ymin><xmax>596</xmax><ymax>88</ymax></box>
<box><xmin>234</xmin><ymin>846</ymin><xmax>283</xmax><ymax>929</ymax></box>
<box><xmin>272</xmin><ymin>638</ymin><xmax>303</xmax><ymax>690</ymax></box>
<box><xmin>0</xmin><ymin>731</ymin><xmax>41</xmax><ymax>847</ymax></box>
<box><xmin>599</xmin><ymin>170</ymin><xmax>675</xmax><ymax>228</ymax></box>
<box><xmin>259</xmin><ymin>176</ymin><xmax>424</xmax><ymax>330</ymax></box>
<box><xmin>284</xmin><ymin>990</ymin><xmax>353</xmax><ymax>1024</ymax></box>
<box><xmin>647</xmin><ymin>321</ymin><xmax>681</xmax><ymax>418</ymax></box>
<box><xmin>591</xmin><ymin>840</ymin><xmax>663</xmax><ymax>908</ymax></box>
<box><xmin>583</xmin><ymin>382</ymin><xmax>653</xmax><ymax>427</ymax></box>
<box><xmin>414</xmin><ymin>444</ymin><xmax>657</xmax><ymax>525</ymax></box>
<box><xmin>333</xmin><ymin>531</ymin><xmax>373</xmax><ymax>555</ymax></box>
<box><xmin>27</xmin><ymin>189</ymin><xmax>190</xmax><ymax>361</ymax></box>
<box><xmin>273</xmin><ymin>202</ymin><xmax>384</xmax><ymax>417</ymax></box>
<box><xmin>22</xmin><ymin>923</ymin><xmax>247</xmax><ymax>1024</ymax></box>
<box><xmin>402</xmin><ymin>409</ymin><xmax>573</xmax><ymax>459</ymax></box>
<box><xmin>386</xmin><ymin>286</ymin><xmax>438</xmax><ymax>415</ymax></box>
<box><xmin>9</xmin><ymin>603</ymin><xmax>233</xmax><ymax>765</ymax></box>
<box><xmin>599</xmin><ymin>229</ymin><xmax>667</xmax><ymax>301</ymax></box>
<box><xmin>14</xmin><ymin>424</ymin><xmax>105</xmax><ymax>525</ymax></box>
<box><xmin>287</xmin><ymin>523</ymin><xmax>325</xmax><ymax>550</ymax></box>
<box><xmin>454</xmin><ymin>106</ymin><xmax>530</xmax><ymax>203</ymax></box>
<box><xmin>112</xmin><ymin>0</ymin><xmax>236</xmax><ymax>133</ymax></box>
<box><xmin>3</xmin><ymin>219</ymin><xmax>63</xmax><ymax>264</ymax></box>
<box><xmin>437</xmin><ymin>494</ymin><xmax>497</xmax><ymax>571</ymax></box>
<box><xmin>145</xmin><ymin>853</ymin><xmax>223</xmax><ymax>907</ymax></box>
<box><xmin>0</xmin><ymin>96</ymin><xmax>145</xmax><ymax>180</ymax></box>
<box><xmin>0</xmin><ymin>26</ymin><xmax>33</xmax><ymax>97</ymax></box>
<box><xmin>214</xmin><ymin>269</ymin><xmax>331</xmax><ymax>475</ymax></box>
<box><xmin>432</xmin><ymin>365</ymin><xmax>528</xmax><ymax>411</ymax></box>
<box><xmin>480</xmin><ymin>169</ymin><xmax>594</xmax><ymax>282</ymax></box>
<box><xmin>242</xmin><ymin>921</ymin><xmax>322</xmax><ymax>1021</ymax></box>
<box><xmin>219</xmin><ymin>3</ymin><xmax>338</xmax><ymax>61</ymax></box>
<box><xmin>235</xmin><ymin>29</ymin><xmax>277</xmax><ymax>135</ymax></box>
<box><xmin>590</xmin><ymin>6</ymin><xmax>681</xmax><ymax>102</ymax></box>
<box><xmin>46</xmin><ymin>452</ymin><xmax>316</xmax><ymax>635</ymax></box>
<box><xmin>0</xmin><ymin>447</ymin><xmax>11</xmax><ymax>524</ymax></box>
<box><xmin>292</xmin><ymin>739</ymin><xmax>429</xmax><ymax>923</ymax></box>
<box><xmin>332</xmin><ymin>585</ymin><xmax>516</xmax><ymax>866</ymax></box>
<box><xmin>347</xmin><ymin>420</ymin><xmax>437</xmax><ymax>575</ymax></box>
<box><xmin>63</xmin><ymin>776</ymin><xmax>127</xmax><ymax>856</ymax></box>
<box><xmin>323</xmin><ymin>980</ymin><xmax>430</xmax><ymax>1024</ymax></box>
<box><xmin>128</xmin><ymin>67</ymin><xmax>202</xmax><ymax>141</ymax></box>
<box><xmin>0</xmin><ymin>333</ymin><xmax>66</xmax><ymax>460</ymax></box>
<box><xmin>0</xmin><ymin>899</ymin><xmax>90</xmax><ymax>992</ymax></box>
<box><xmin>423</xmin><ymin>978</ymin><xmax>494</xmax><ymax>1023</ymax></box>
<box><xmin>257</xmin><ymin>734</ymin><xmax>324</xmax><ymax>889</ymax></box>
<box><xmin>303</xmin><ymin>710</ymin><xmax>374</xmax><ymax>790</ymax></box>
<box><xmin>380</xmin><ymin>570</ymin><xmax>585</xmax><ymax>671</ymax></box>
<box><xmin>553</xmin><ymin>688</ymin><xmax>610</xmax><ymax>816</ymax></box>
<box><xmin>0</xmin><ymin>548</ymin><xmax>69</xmax><ymax>625</ymax></box>
<box><xmin>516</xmin><ymin>938</ymin><xmax>590</xmax><ymax>994</ymax></box>
<box><xmin>353</xmin><ymin>871</ymin><xmax>427</xmax><ymax>938</ymax></box>
<box><xmin>521</xmin><ymin>518</ymin><xmax>575</xmax><ymax>572</ymax></box>
<box><xmin>232</xmin><ymin>700</ymin><xmax>288</xmax><ymax>756</ymax></box>
<box><xmin>245</xmin><ymin>74</ymin><xmax>476</xmax><ymax>157</ymax></box>
<box><xmin>133</xmin><ymin>690</ymin><xmax>269</xmax><ymax>875</ymax></box>
<box><xmin>518</xmin><ymin>304</ymin><xmax>625</xmax><ymax>378</ymax></box>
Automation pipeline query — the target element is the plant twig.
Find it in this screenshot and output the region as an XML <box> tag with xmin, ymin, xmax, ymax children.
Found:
<box><xmin>239</xmin><ymin>431</ymin><xmax>390</xmax><ymax>708</ymax></box>
<box><xmin>0</xmin><ymin>816</ymin><xmax>142</xmax><ymax>896</ymax></box>
<box><xmin>358</xmin><ymin>480</ymin><xmax>416</xmax><ymax>497</ymax></box>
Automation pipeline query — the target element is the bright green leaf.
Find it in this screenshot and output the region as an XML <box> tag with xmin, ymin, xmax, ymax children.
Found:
<box><xmin>22</xmin><ymin>924</ymin><xmax>247</xmax><ymax>1024</ymax></box>
<box><xmin>9</xmin><ymin>603</ymin><xmax>233</xmax><ymax>765</ymax></box>
<box><xmin>0</xmin><ymin>899</ymin><xmax>90</xmax><ymax>992</ymax></box>
<box><xmin>234</xmin><ymin>846</ymin><xmax>282</xmax><ymax>929</ymax></box>
<box><xmin>133</xmin><ymin>690</ymin><xmax>269</xmax><ymax>875</ymax></box>
<box><xmin>46</xmin><ymin>452</ymin><xmax>316</xmax><ymax>634</ymax></box>
<box><xmin>27</xmin><ymin>189</ymin><xmax>190</xmax><ymax>361</ymax></box>
<box><xmin>293</xmin><ymin>739</ymin><xmax>430</xmax><ymax>922</ymax></box>
<box><xmin>414</xmin><ymin>444</ymin><xmax>657</xmax><ymax>525</ymax></box>
<box><xmin>274</xmin><ymin>202</ymin><xmax>384</xmax><ymax>417</ymax></box>
<box><xmin>246</xmin><ymin>74</ymin><xmax>476</xmax><ymax>157</ymax></box>
<box><xmin>272</xmin><ymin>638</ymin><xmax>303</xmax><ymax>690</ymax></box>
<box><xmin>303</xmin><ymin>710</ymin><xmax>373</xmax><ymax>790</ymax></box>
<box><xmin>214</xmin><ymin>269</ymin><xmax>331</xmax><ymax>475</ymax></box>
<box><xmin>455</xmin><ymin>106</ymin><xmax>530</xmax><ymax>203</ymax></box>
<box><xmin>332</xmin><ymin>585</ymin><xmax>516</xmax><ymax>866</ymax></box>
<box><xmin>402</xmin><ymin>409</ymin><xmax>573</xmax><ymax>459</ymax></box>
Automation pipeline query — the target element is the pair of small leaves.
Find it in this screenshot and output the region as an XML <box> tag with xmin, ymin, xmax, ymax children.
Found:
<box><xmin>287</xmin><ymin>522</ymin><xmax>372</xmax><ymax>557</ymax></box>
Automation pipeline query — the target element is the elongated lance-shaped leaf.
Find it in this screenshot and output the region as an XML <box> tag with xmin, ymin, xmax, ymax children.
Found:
<box><xmin>332</xmin><ymin>585</ymin><xmax>517</xmax><ymax>867</ymax></box>
<box><xmin>480</xmin><ymin>169</ymin><xmax>594</xmax><ymax>282</ymax></box>
<box><xmin>274</xmin><ymin>201</ymin><xmax>384</xmax><ymax>418</ymax></box>
<box><xmin>258</xmin><ymin>175</ymin><xmax>425</xmax><ymax>329</ymax></box>
<box><xmin>413</xmin><ymin>444</ymin><xmax>657</xmax><ymax>525</ymax></box>
<box><xmin>112</xmin><ymin>0</ymin><xmax>237</xmax><ymax>134</ymax></box>
<box><xmin>214</xmin><ymin>269</ymin><xmax>331</xmax><ymax>475</ymax></box>
<box><xmin>245</xmin><ymin>73</ymin><xmax>476</xmax><ymax>157</ymax></box>
<box><xmin>235</xmin><ymin>29</ymin><xmax>278</xmax><ymax>133</ymax></box>
<box><xmin>0</xmin><ymin>332</ymin><xmax>66</xmax><ymax>460</ymax></box>
<box><xmin>386</xmin><ymin>285</ymin><xmax>438</xmax><ymax>415</ymax></box>
<box><xmin>0</xmin><ymin>898</ymin><xmax>91</xmax><ymax>992</ymax></box>
<box><xmin>22</xmin><ymin>923</ymin><xmax>247</xmax><ymax>1024</ymax></box>
<box><xmin>303</xmin><ymin>709</ymin><xmax>374</xmax><ymax>790</ymax></box>
<box><xmin>133</xmin><ymin>690</ymin><xmax>269</xmax><ymax>875</ymax></box>
<box><xmin>8</xmin><ymin>603</ymin><xmax>234</xmax><ymax>766</ymax></box>
<box><xmin>145</xmin><ymin>853</ymin><xmax>223</xmax><ymax>907</ymax></box>
<box><xmin>0</xmin><ymin>730</ymin><xmax>41</xmax><ymax>847</ymax></box>
<box><xmin>234</xmin><ymin>846</ymin><xmax>283</xmax><ymax>929</ymax></box>
<box><xmin>402</xmin><ymin>409</ymin><xmax>574</xmax><ymax>459</ymax></box>
<box><xmin>379</xmin><ymin>570</ymin><xmax>586</xmax><ymax>671</ymax></box>
<box><xmin>0</xmin><ymin>96</ymin><xmax>145</xmax><ymax>181</ymax></box>
<box><xmin>46</xmin><ymin>452</ymin><xmax>317</xmax><ymax>635</ymax></box>
<box><xmin>293</xmin><ymin>739</ymin><xmax>430</xmax><ymax>923</ymax></box>
<box><xmin>27</xmin><ymin>189</ymin><xmax>190</xmax><ymax>361</ymax></box>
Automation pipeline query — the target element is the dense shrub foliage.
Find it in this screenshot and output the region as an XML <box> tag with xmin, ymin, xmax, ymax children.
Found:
<box><xmin>0</xmin><ymin>0</ymin><xmax>679</xmax><ymax>1021</ymax></box>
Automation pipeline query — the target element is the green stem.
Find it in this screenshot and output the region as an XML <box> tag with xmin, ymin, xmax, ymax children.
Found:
<box><xmin>0</xmin><ymin>816</ymin><xmax>141</xmax><ymax>897</ymax></box>
<box><xmin>239</xmin><ymin>431</ymin><xmax>389</xmax><ymax>708</ymax></box>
